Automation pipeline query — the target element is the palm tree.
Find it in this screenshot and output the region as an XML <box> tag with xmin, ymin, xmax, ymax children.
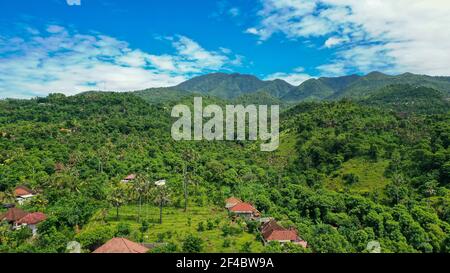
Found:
<box><xmin>133</xmin><ymin>174</ymin><xmax>150</xmax><ymax>222</ymax></box>
<box><xmin>109</xmin><ymin>184</ymin><xmax>128</xmax><ymax>220</ymax></box>
<box><xmin>152</xmin><ymin>183</ymin><xmax>170</xmax><ymax>224</ymax></box>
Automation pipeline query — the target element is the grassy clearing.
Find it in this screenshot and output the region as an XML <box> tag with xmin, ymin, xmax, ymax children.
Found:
<box><xmin>87</xmin><ymin>204</ymin><xmax>264</xmax><ymax>253</ymax></box>
<box><xmin>326</xmin><ymin>158</ymin><xmax>390</xmax><ymax>196</ymax></box>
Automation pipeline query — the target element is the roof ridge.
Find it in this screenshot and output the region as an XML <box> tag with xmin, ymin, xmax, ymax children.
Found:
<box><xmin>120</xmin><ymin>238</ymin><xmax>134</xmax><ymax>253</ymax></box>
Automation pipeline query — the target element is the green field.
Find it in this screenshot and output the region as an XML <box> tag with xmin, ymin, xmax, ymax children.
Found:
<box><xmin>85</xmin><ymin>204</ymin><xmax>264</xmax><ymax>253</ymax></box>
<box><xmin>326</xmin><ymin>158</ymin><xmax>390</xmax><ymax>197</ymax></box>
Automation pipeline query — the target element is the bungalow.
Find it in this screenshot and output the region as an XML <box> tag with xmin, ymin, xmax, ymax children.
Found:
<box><xmin>14</xmin><ymin>185</ymin><xmax>36</xmax><ymax>205</ymax></box>
<box><xmin>16</xmin><ymin>212</ymin><xmax>47</xmax><ymax>236</ymax></box>
<box><xmin>93</xmin><ymin>237</ymin><xmax>149</xmax><ymax>253</ymax></box>
<box><xmin>228</xmin><ymin>202</ymin><xmax>260</xmax><ymax>219</ymax></box>
<box><xmin>121</xmin><ymin>174</ymin><xmax>136</xmax><ymax>183</ymax></box>
<box><xmin>0</xmin><ymin>207</ymin><xmax>29</xmax><ymax>229</ymax></box>
<box><xmin>225</xmin><ymin>197</ymin><xmax>242</xmax><ymax>209</ymax></box>
<box><xmin>261</xmin><ymin>220</ymin><xmax>307</xmax><ymax>247</ymax></box>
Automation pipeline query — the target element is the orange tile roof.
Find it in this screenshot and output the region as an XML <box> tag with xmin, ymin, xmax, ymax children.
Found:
<box><xmin>16</xmin><ymin>212</ymin><xmax>47</xmax><ymax>225</ymax></box>
<box><xmin>93</xmin><ymin>238</ymin><xmax>149</xmax><ymax>253</ymax></box>
<box><xmin>265</xmin><ymin>229</ymin><xmax>299</xmax><ymax>241</ymax></box>
<box><xmin>0</xmin><ymin>207</ymin><xmax>28</xmax><ymax>222</ymax></box>
<box><xmin>261</xmin><ymin>219</ymin><xmax>307</xmax><ymax>247</ymax></box>
<box><xmin>14</xmin><ymin>186</ymin><xmax>34</xmax><ymax>197</ymax></box>
<box><xmin>229</xmin><ymin>202</ymin><xmax>258</xmax><ymax>213</ymax></box>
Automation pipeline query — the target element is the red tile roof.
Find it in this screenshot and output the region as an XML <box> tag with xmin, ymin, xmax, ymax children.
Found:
<box><xmin>261</xmin><ymin>220</ymin><xmax>307</xmax><ymax>247</ymax></box>
<box><xmin>0</xmin><ymin>207</ymin><xmax>28</xmax><ymax>222</ymax></box>
<box><xmin>265</xmin><ymin>229</ymin><xmax>299</xmax><ymax>241</ymax></box>
<box><xmin>14</xmin><ymin>186</ymin><xmax>34</xmax><ymax>197</ymax></box>
<box><xmin>229</xmin><ymin>202</ymin><xmax>258</xmax><ymax>213</ymax></box>
<box><xmin>16</xmin><ymin>212</ymin><xmax>47</xmax><ymax>225</ymax></box>
<box><xmin>93</xmin><ymin>238</ymin><xmax>149</xmax><ymax>253</ymax></box>
<box><xmin>261</xmin><ymin>219</ymin><xmax>284</xmax><ymax>237</ymax></box>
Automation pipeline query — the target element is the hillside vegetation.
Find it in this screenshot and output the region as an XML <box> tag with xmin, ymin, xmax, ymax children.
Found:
<box><xmin>0</xmin><ymin>74</ymin><xmax>450</xmax><ymax>253</ymax></box>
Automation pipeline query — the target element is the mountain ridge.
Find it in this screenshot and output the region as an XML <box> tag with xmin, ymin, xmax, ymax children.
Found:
<box><xmin>135</xmin><ymin>71</ymin><xmax>450</xmax><ymax>105</ymax></box>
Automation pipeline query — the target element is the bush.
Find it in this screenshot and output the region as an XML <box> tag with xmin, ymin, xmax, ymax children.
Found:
<box><xmin>197</xmin><ymin>222</ymin><xmax>205</xmax><ymax>232</ymax></box>
<box><xmin>76</xmin><ymin>225</ymin><xmax>114</xmax><ymax>251</ymax></box>
<box><xmin>222</xmin><ymin>238</ymin><xmax>231</xmax><ymax>248</ymax></box>
<box><xmin>116</xmin><ymin>222</ymin><xmax>131</xmax><ymax>237</ymax></box>
<box><xmin>343</xmin><ymin>173</ymin><xmax>359</xmax><ymax>185</ymax></box>
<box><xmin>240</xmin><ymin>241</ymin><xmax>252</xmax><ymax>253</ymax></box>
<box><xmin>182</xmin><ymin>234</ymin><xmax>203</xmax><ymax>253</ymax></box>
<box><xmin>140</xmin><ymin>220</ymin><xmax>149</xmax><ymax>233</ymax></box>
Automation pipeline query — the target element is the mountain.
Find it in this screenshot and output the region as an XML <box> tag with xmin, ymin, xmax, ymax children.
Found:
<box><xmin>175</xmin><ymin>72</ymin><xmax>294</xmax><ymax>99</ymax></box>
<box><xmin>254</xmin><ymin>79</ymin><xmax>295</xmax><ymax>98</ymax></box>
<box><xmin>282</xmin><ymin>78</ymin><xmax>336</xmax><ymax>101</ymax></box>
<box><xmin>134</xmin><ymin>71</ymin><xmax>450</xmax><ymax>106</ymax></box>
<box><xmin>361</xmin><ymin>84</ymin><xmax>450</xmax><ymax>114</ymax></box>
<box><xmin>283</xmin><ymin>72</ymin><xmax>450</xmax><ymax>101</ymax></box>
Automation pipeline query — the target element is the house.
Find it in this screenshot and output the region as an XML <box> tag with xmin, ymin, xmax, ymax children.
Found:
<box><xmin>16</xmin><ymin>212</ymin><xmax>47</xmax><ymax>236</ymax></box>
<box><xmin>228</xmin><ymin>202</ymin><xmax>260</xmax><ymax>219</ymax></box>
<box><xmin>14</xmin><ymin>185</ymin><xmax>36</xmax><ymax>205</ymax></box>
<box><xmin>261</xmin><ymin>220</ymin><xmax>307</xmax><ymax>247</ymax></box>
<box><xmin>0</xmin><ymin>207</ymin><xmax>29</xmax><ymax>229</ymax></box>
<box><xmin>93</xmin><ymin>238</ymin><xmax>149</xmax><ymax>253</ymax></box>
<box><xmin>225</xmin><ymin>197</ymin><xmax>242</xmax><ymax>209</ymax></box>
<box><xmin>121</xmin><ymin>174</ymin><xmax>136</xmax><ymax>183</ymax></box>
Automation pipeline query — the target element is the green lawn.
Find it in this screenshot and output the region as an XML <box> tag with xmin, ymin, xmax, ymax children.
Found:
<box><xmin>326</xmin><ymin>158</ymin><xmax>390</xmax><ymax>197</ymax></box>
<box><xmin>87</xmin><ymin>204</ymin><xmax>264</xmax><ymax>253</ymax></box>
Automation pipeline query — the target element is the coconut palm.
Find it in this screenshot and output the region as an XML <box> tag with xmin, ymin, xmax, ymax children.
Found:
<box><xmin>108</xmin><ymin>183</ymin><xmax>128</xmax><ymax>220</ymax></box>
<box><xmin>152</xmin><ymin>183</ymin><xmax>170</xmax><ymax>224</ymax></box>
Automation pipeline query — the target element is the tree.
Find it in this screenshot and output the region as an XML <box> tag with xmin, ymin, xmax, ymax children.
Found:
<box><xmin>133</xmin><ymin>174</ymin><xmax>150</xmax><ymax>222</ymax></box>
<box><xmin>343</xmin><ymin>173</ymin><xmax>359</xmax><ymax>185</ymax></box>
<box><xmin>182</xmin><ymin>234</ymin><xmax>203</xmax><ymax>253</ymax></box>
<box><xmin>152</xmin><ymin>183</ymin><xmax>170</xmax><ymax>224</ymax></box>
<box><xmin>386</xmin><ymin>174</ymin><xmax>409</xmax><ymax>205</ymax></box>
<box><xmin>109</xmin><ymin>184</ymin><xmax>128</xmax><ymax>220</ymax></box>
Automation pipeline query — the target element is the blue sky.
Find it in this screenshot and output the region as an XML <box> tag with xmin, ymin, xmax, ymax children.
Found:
<box><xmin>1</xmin><ymin>0</ymin><xmax>449</xmax><ymax>98</ymax></box>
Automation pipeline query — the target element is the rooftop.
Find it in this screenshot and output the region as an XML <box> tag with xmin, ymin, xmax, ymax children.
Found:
<box><xmin>93</xmin><ymin>238</ymin><xmax>149</xmax><ymax>253</ymax></box>
<box><xmin>16</xmin><ymin>212</ymin><xmax>47</xmax><ymax>225</ymax></box>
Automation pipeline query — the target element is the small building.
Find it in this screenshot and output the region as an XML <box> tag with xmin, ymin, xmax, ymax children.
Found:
<box><xmin>261</xmin><ymin>220</ymin><xmax>307</xmax><ymax>247</ymax></box>
<box><xmin>228</xmin><ymin>202</ymin><xmax>260</xmax><ymax>219</ymax></box>
<box><xmin>0</xmin><ymin>207</ymin><xmax>29</xmax><ymax>229</ymax></box>
<box><xmin>121</xmin><ymin>174</ymin><xmax>136</xmax><ymax>183</ymax></box>
<box><xmin>16</xmin><ymin>212</ymin><xmax>47</xmax><ymax>236</ymax></box>
<box><xmin>93</xmin><ymin>237</ymin><xmax>149</xmax><ymax>253</ymax></box>
<box><xmin>14</xmin><ymin>185</ymin><xmax>36</xmax><ymax>205</ymax></box>
<box><xmin>225</xmin><ymin>197</ymin><xmax>242</xmax><ymax>209</ymax></box>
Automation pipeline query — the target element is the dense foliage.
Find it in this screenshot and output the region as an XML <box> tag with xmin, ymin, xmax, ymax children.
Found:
<box><xmin>0</xmin><ymin>86</ymin><xmax>449</xmax><ymax>253</ymax></box>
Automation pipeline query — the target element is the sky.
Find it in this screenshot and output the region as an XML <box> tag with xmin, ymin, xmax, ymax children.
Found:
<box><xmin>1</xmin><ymin>0</ymin><xmax>450</xmax><ymax>98</ymax></box>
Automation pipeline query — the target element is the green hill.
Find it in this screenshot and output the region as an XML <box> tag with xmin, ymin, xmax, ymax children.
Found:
<box><xmin>361</xmin><ymin>84</ymin><xmax>450</xmax><ymax>114</ymax></box>
<box><xmin>283</xmin><ymin>72</ymin><xmax>450</xmax><ymax>102</ymax></box>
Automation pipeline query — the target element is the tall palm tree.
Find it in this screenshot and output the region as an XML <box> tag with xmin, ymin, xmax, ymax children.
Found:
<box><xmin>108</xmin><ymin>184</ymin><xmax>128</xmax><ymax>220</ymax></box>
<box><xmin>152</xmin><ymin>184</ymin><xmax>170</xmax><ymax>224</ymax></box>
<box><xmin>133</xmin><ymin>174</ymin><xmax>149</xmax><ymax>222</ymax></box>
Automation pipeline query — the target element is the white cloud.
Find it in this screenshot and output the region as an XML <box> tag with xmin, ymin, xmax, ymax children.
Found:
<box><xmin>229</xmin><ymin>7</ymin><xmax>240</xmax><ymax>17</ymax></box>
<box><xmin>66</xmin><ymin>0</ymin><xmax>81</xmax><ymax>6</ymax></box>
<box><xmin>245</xmin><ymin>28</ymin><xmax>260</xmax><ymax>35</ymax></box>
<box><xmin>265</xmin><ymin>67</ymin><xmax>312</xmax><ymax>85</ymax></box>
<box><xmin>316</xmin><ymin>63</ymin><xmax>346</xmax><ymax>76</ymax></box>
<box><xmin>324</xmin><ymin>36</ymin><xmax>348</xmax><ymax>48</ymax></box>
<box><xmin>248</xmin><ymin>0</ymin><xmax>450</xmax><ymax>76</ymax></box>
<box><xmin>0</xmin><ymin>26</ymin><xmax>242</xmax><ymax>98</ymax></box>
